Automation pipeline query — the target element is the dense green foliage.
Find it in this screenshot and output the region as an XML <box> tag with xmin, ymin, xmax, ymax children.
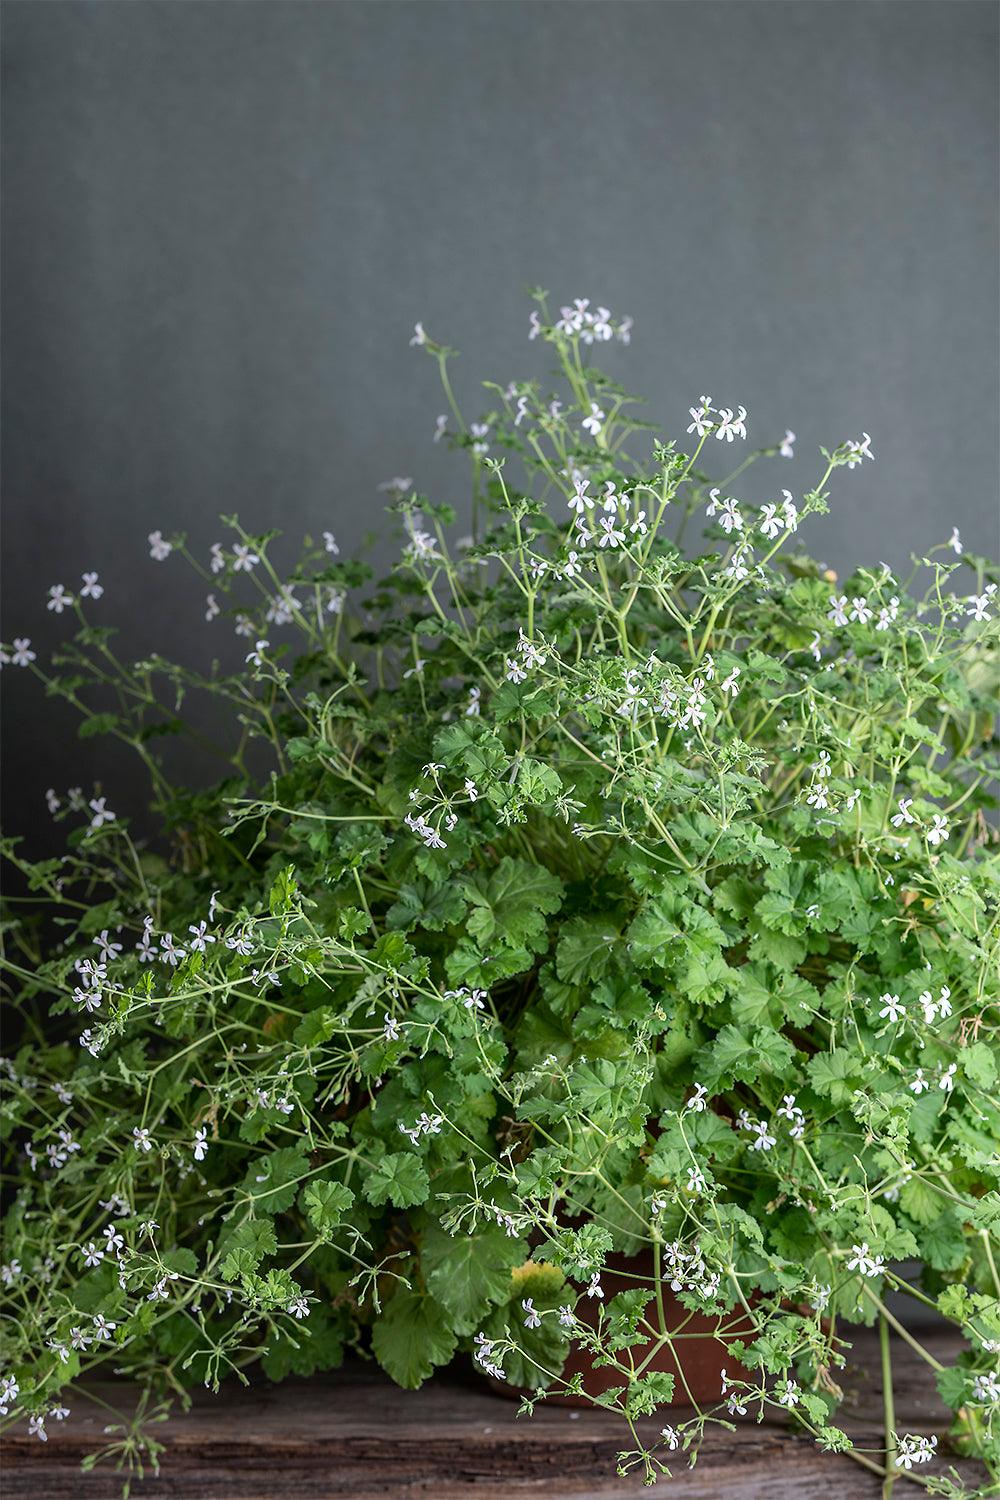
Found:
<box><xmin>2</xmin><ymin>295</ymin><xmax>999</xmax><ymax>1491</ymax></box>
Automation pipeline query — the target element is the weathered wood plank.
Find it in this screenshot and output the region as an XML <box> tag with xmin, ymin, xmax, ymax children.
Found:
<box><xmin>2</xmin><ymin>1329</ymin><xmax>985</xmax><ymax>1497</ymax></box>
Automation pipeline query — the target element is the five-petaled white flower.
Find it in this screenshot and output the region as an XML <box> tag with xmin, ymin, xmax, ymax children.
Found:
<box><xmin>685</xmin><ymin>1083</ymin><xmax>708</xmax><ymax>1113</ymax></box>
<box><xmin>80</xmin><ymin>571</ymin><xmax>104</xmax><ymax>599</ymax></box>
<box><xmin>193</xmin><ymin>1126</ymin><xmax>208</xmax><ymax>1162</ymax></box>
<box><xmin>132</xmin><ymin>1126</ymin><xmax>153</xmax><ymax>1152</ymax></box>
<box><xmin>847</xmin><ymin>1242</ymin><xmax>885</xmax><ymax>1277</ymax></box>
<box><xmin>890</xmin><ymin>797</ymin><xmax>915</xmax><ymax>828</ymax></box>
<box><xmin>47</xmin><ymin>584</ymin><xmax>73</xmax><ymax>613</ymax></box>
<box><xmin>966</xmin><ymin>592</ymin><xmax>993</xmax><ymax>622</ymax></box>
<box><xmin>232</xmin><ymin>543</ymin><xmax>259</xmax><ymax>573</ymax></box>
<box><xmin>148</xmin><ymin>530</ymin><xmax>172</xmax><ymax>561</ymax></box>
<box><xmin>80</xmin><ymin>1241</ymin><xmax>105</xmax><ymax>1268</ymax></box>
<box><xmin>521</xmin><ymin>1298</ymin><xmax>541</xmax><ymax>1329</ymax></box>
<box><xmin>8</xmin><ymin>638</ymin><xmax>36</xmax><ymax>667</ymax></box>
<box><xmin>926</xmin><ymin>814</ymin><xmax>949</xmax><ymax>846</ymax></box>
<box><xmin>849</xmin><ymin>596</ymin><xmax>873</xmax><ymax>624</ymax></box>
<box><xmin>878</xmin><ymin>993</ymin><xmax>905</xmax><ymax>1024</ymax></box>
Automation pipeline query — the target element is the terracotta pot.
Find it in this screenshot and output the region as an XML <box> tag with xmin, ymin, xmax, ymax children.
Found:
<box><xmin>489</xmin><ymin>1250</ymin><xmax>755</xmax><ymax>1409</ymax></box>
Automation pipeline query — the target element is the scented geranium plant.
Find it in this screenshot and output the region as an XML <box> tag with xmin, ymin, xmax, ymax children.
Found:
<box><xmin>2</xmin><ymin>294</ymin><xmax>999</xmax><ymax>1495</ymax></box>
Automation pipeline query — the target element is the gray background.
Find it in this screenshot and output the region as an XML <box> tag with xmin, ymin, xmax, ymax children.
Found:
<box><xmin>3</xmin><ymin>0</ymin><xmax>998</xmax><ymax>844</ymax></box>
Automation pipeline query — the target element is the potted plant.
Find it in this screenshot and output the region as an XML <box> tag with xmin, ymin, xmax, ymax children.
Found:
<box><xmin>2</xmin><ymin>294</ymin><xmax>998</xmax><ymax>1493</ymax></box>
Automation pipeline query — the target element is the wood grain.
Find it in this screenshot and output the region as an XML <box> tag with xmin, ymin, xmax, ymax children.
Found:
<box><xmin>2</xmin><ymin>1328</ymin><xmax>986</xmax><ymax>1498</ymax></box>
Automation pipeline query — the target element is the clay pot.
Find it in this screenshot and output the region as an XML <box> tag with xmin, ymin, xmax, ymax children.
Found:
<box><xmin>490</xmin><ymin>1250</ymin><xmax>754</xmax><ymax>1409</ymax></box>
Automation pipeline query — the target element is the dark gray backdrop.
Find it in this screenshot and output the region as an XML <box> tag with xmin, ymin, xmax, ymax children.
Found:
<box><xmin>3</xmin><ymin>0</ymin><xmax>998</xmax><ymax>845</ymax></box>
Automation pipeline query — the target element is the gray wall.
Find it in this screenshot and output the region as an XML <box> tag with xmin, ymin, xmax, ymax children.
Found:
<box><xmin>3</xmin><ymin>0</ymin><xmax>997</xmax><ymax>842</ymax></box>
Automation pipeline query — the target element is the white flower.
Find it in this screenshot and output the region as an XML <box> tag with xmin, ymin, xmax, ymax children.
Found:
<box><xmin>717</xmin><ymin>498</ymin><xmax>744</xmax><ymax>534</ymax></box>
<box><xmin>383</xmin><ymin>1013</ymin><xmax>400</xmax><ymax>1042</ymax></box>
<box><xmin>505</xmin><ymin>656</ymin><xmax>526</xmax><ymax>684</ymax></box>
<box><xmin>95</xmin><ymin>928</ymin><xmax>123</xmax><ymax>962</ymax></box>
<box><xmin>473</xmin><ymin>1332</ymin><xmax>505</xmax><ymax>1381</ymax></box>
<box><xmin>204</xmin><ymin>593</ymin><xmax>220</xmax><ymax>622</ymax></box>
<box><xmin>45</xmin><ymin>787</ymin><xmax>61</xmax><ymax>815</ymax></box>
<box><xmin>759</xmin><ymin>503</ymin><xmax>783</xmax><ymax>540</ymax></box>
<box><xmin>513</xmin><ymin>395</ymin><xmax>530</xmax><ymax>427</ymax></box>
<box><xmin>521</xmin><ymin>1298</ymin><xmax>541</xmax><ymax>1329</ymax></box>
<box><xmin>685</xmin><ymin>1083</ymin><xmax>708</xmax><ymax>1113</ymax></box>
<box><xmin>749</xmin><ymin>1120</ymin><xmax>776</xmax><ymax>1152</ymax></box>
<box><xmin>660</xmin><ymin>1424</ymin><xmax>679</xmax><ymax>1450</ymax></box>
<box><xmin>894</xmin><ymin>1433</ymin><xmax>937</xmax><ymax>1469</ymax></box>
<box><xmin>844</xmin><ymin>433</ymin><xmax>874</xmax><ymax>466</ymax></box>
<box><xmin>780</xmin><ymin>491</ymin><xmax>799</xmax><ymax>530</ymax></box>
<box><xmin>909</xmin><ymin>1069</ymin><xmax>929</xmax><ymax>1095</ymax></box>
<box><xmin>287</xmin><ymin>1296</ymin><xmax>310</xmax><ymax>1320</ymax></box>
<box><xmin>849</xmin><ymin>596</ymin><xmax>873</xmax><ymax>625</ymax></box>
<box><xmin>586</xmin><ymin>1273</ymin><xmax>604</xmax><ymax>1299</ymax></box>
<box><xmin>775</xmin><ymin>1379</ymin><xmax>800</xmax><ymax>1408</ymax></box>
<box><xmin>28</xmin><ymin>1415</ymin><xmax>47</xmax><ymax>1442</ymax></box>
<box><xmin>581</xmin><ymin>402</ymin><xmax>604</xmax><ymax>437</ymax></box>
<box><xmin>938</xmin><ymin>1062</ymin><xmax>957</xmax><ymax>1093</ymax></box>
<box><xmin>465</xmin><ymin>685</ymin><xmax>481</xmax><ymax>717</ymax></box>
<box><xmin>159</xmin><ymin>933</ymin><xmax>186</xmax><ymax>966</ymax></box>
<box><xmin>948</xmin><ymin>527</ymin><xmax>963</xmax><ymax>555</ymax></box>
<box><xmin>193</xmin><ymin>1126</ymin><xmax>208</xmax><ymax>1162</ymax></box>
<box><xmin>0</xmin><ymin>1260</ymin><xmax>21</xmax><ymax>1285</ymax></box>
<box><xmin>147</xmin><ymin>1279</ymin><xmax>170</xmax><ymax>1301</ymax></box>
<box><xmin>777</xmin><ymin>1094</ymin><xmax>805</xmax><ymax>1138</ymax></box>
<box><xmin>715</xmin><ymin>405</ymin><xmax>747</xmax><ymax>442</ymax></box>
<box><xmin>847</xmin><ymin>1242</ymin><xmax>885</xmax><ymax>1277</ymax></box>
<box><xmin>232</xmin><ymin>543</ymin><xmax>259</xmax><ymax>573</ymax></box>
<box><xmin>88</xmin><ymin>797</ymin><xmax>115</xmax><ymax>830</ymax></box>
<box><xmin>966</xmin><ymin>593</ymin><xmax>993</xmax><ymax>622</ymax></box>
<box><xmin>721</xmin><ymin>666</ymin><xmax>741</xmax><ymax>697</ymax></box>
<box><xmin>557</xmin><ymin>1305</ymin><xmax>575</xmax><ymax>1328</ymax></box>
<box><xmin>878</xmin><ymin>993</ymin><xmax>905</xmax><ymax>1023</ymax></box>
<box><xmin>132</xmin><ymin>1126</ymin><xmax>153</xmax><ymax>1152</ymax></box>
<box><xmin>409</xmin><ymin>322</ymin><xmax>426</xmax><ymax>346</ymax></box>
<box><xmin>828</xmin><ymin>594</ymin><xmax>849</xmax><ymax>626</ymax></box>
<box><xmin>686</xmin><ymin>1165</ymin><xmax>706</xmax><ymax>1194</ymax></box>
<box><xmin>187</xmin><ymin>920</ymin><xmax>215</xmax><ymax>952</ymax></box>
<box><xmin>890</xmin><ymin>797</ymin><xmax>915</xmax><ymax>828</ymax></box>
<box><xmin>469</xmin><ymin>423</ymin><xmax>489</xmax><ymax>456</ymax></box>
<box><xmin>148</xmin><ymin>530</ymin><xmax>172</xmax><ymax>561</ymax></box>
<box><xmin>528</xmin><ymin>310</ymin><xmax>542</xmax><ymax>340</ymax></box>
<box><xmin>972</xmin><ymin>1372</ymin><xmax>1000</xmax><ymax>1405</ymax></box>
<box><xmin>69</xmin><ymin>1325</ymin><xmax>93</xmax><ymax>1351</ymax></box>
<box><xmin>7</xmin><ymin>637</ymin><xmax>36</xmax><ymax>667</ymax></box>
<box><xmin>80</xmin><ymin>1241</ymin><xmax>105</xmax><ymax>1268</ymax></box>
<box><xmin>686</xmin><ymin>399</ymin><xmax>712</xmax><ymax>438</ymax></box>
<box><xmin>433</xmin><ymin>414</ymin><xmax>448</xmax><ymax>442</ymax></box>
<box><xmin>246</xmin><ymin>639</ymin><xmax>269</xmax><ymax>668</ymax></box>
<box><xmin>779</xmin><ymin>430</ymin><xmax>795</xmax><ymax>458</ymax></box>
<box><xmin>0</xmin><ymin>1375</ymin><xmax>20</xmax><ymax>1414</ymax></box>
<box><xmin>80</xmin><ymin>571</ymin><xmax>104</xmax><ymax>599</ymax></box>
<box><xmin>926</xmin><ymin>814</ymin><xmax>949</xmax><ymax>846</ymax></box>
<box><xmin>568</xmin><ymin>476</ymin><xmax>592</xmax><ymax>515</ymax></box>
<box><xmin>597</xmin><ymin>516</ymin><xmax>625</xmax><ymax>549</ymax></box>
<box><xmin>47</xmin><ymin>584</ymin><xmax>74</xmax><ymax>613</ymax></box>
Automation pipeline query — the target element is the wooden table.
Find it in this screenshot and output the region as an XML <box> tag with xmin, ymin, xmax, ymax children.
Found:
<box><xmin>3</xmin><ymin>1329</ymin><xmax>985</xmax><ymax>1498</ymax></box>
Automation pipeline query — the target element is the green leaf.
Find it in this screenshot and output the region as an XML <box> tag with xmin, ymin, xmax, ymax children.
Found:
<box><xmin>301</xmin><ymin>1179</ymin><xmax>355</xmax><ymax>1232</ymax></box>
<box><xmin>463</xmin><ymin>857</ymin><xmax>563</xmax><ymax>954</ymax></box>
<box><xmin>555</xmin><ymin>917</ymin><xmax>618</xmax><ymax>986</ymax></box>
<box><xmin>422</xmin><ymin>1222</ymin><xmax>525</xmax><ymax>1335</ymax></box>
<box><xmin>371</xmin><ymin>1291</ymin><xmax>458</xmax><ymax>1388</ymax></box>
<box><xmin>364</xmin><ymin>1152</ymin><xmax>430</xmax><ymax>1209</ymax></box>
<box><xmin>241</xmin><ymin>1148</ymin><xmax>310</xmax><ymax>1214</ymax></box>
